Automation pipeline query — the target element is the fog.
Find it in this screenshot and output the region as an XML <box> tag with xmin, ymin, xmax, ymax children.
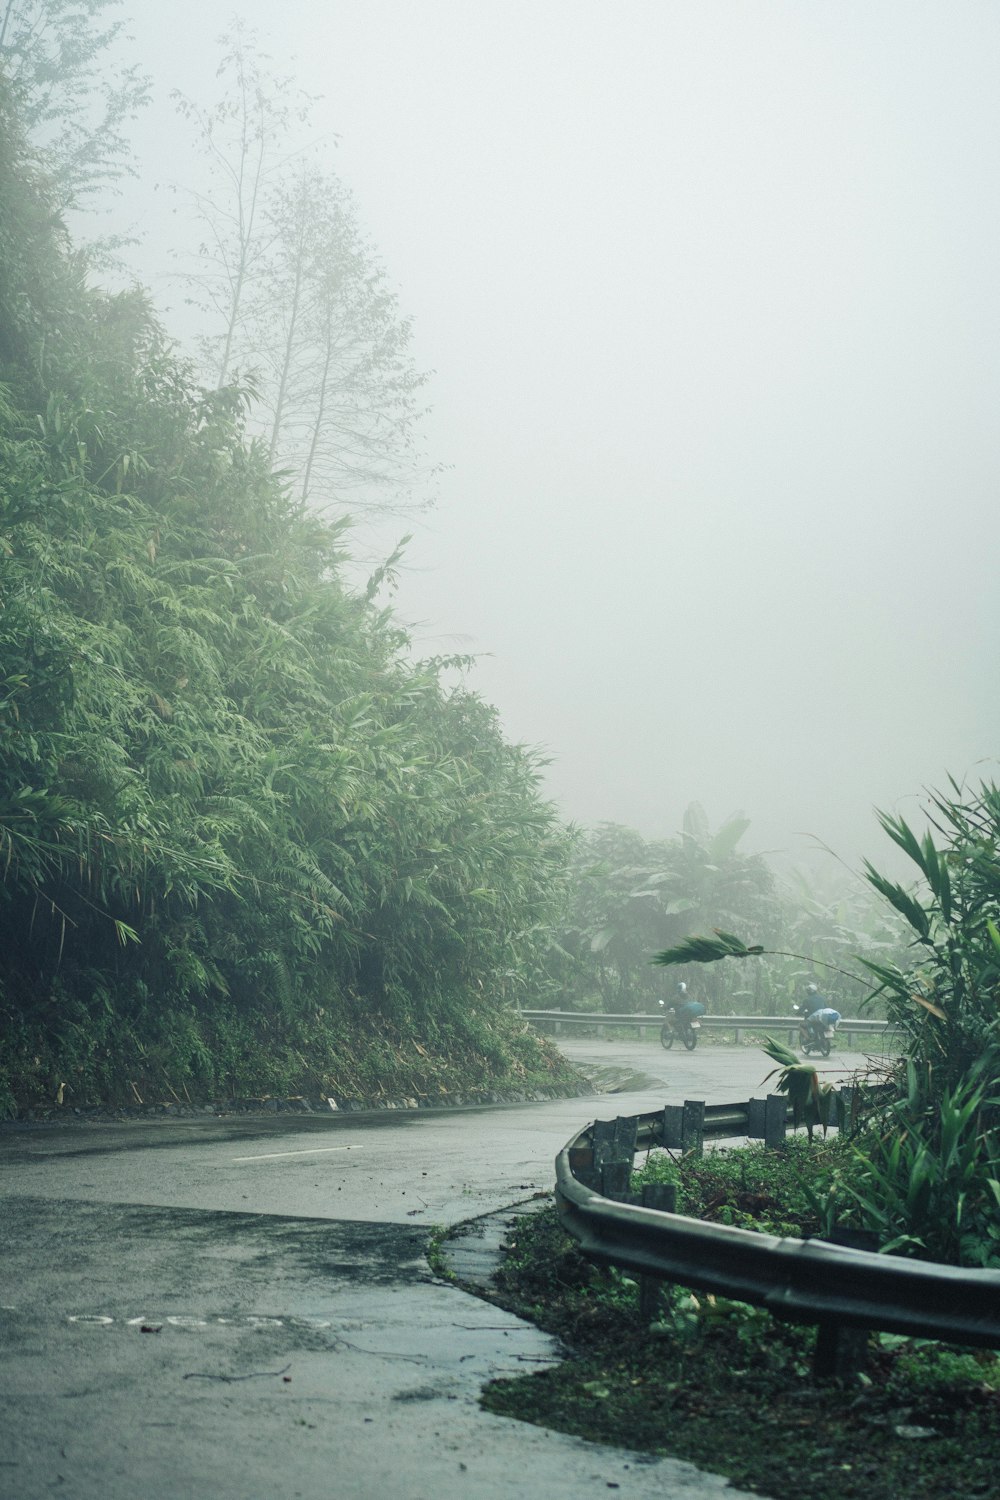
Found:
<box><xmin>106</xmin><ymin>0</ymin><xmax>999</xmax><ymax>872</ymax></box>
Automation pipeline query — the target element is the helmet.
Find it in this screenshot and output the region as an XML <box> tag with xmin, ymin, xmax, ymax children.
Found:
<box><xmin>676</xmin><ymin>981</ymin><xmax>687</xmax><ymax>994</ymax></box>
<box><xmin>807</xmin><ymin>983</ymin><xmax>819</xmax><ymax>994</ymax></box>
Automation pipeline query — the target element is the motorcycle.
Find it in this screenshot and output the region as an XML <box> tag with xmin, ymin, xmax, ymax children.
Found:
<box><xmin>658</xmin><ymin>998</ymin><xmax>704</xmax><ymax>1051</ymax></box>
<box><xmin>793</xmin><ymin>1003</ymin><xmax>841</xmax><ymax>1058</ymax></box>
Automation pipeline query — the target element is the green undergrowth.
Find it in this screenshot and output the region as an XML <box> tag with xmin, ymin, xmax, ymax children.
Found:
<box><xmin>468</xmin><ymin>1144</ymin><xmax>1000</xmax><ymax>1499</ymax></box>
<box><xmin>3</xmin><ymin>1000</ymin><xmax>581</xmax><ymax>1116</ymax></box>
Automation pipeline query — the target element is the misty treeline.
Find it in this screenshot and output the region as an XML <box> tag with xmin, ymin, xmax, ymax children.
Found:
<box><xmin>2</xmin><ymin>3</ymin><xmax>432</xmax><ymax>524</ymax></box>
<box><xmin>0</xmin><ymin>0</ymin><xmax>149</xmax><ymax>213</ymax></box>
<box><xmin>170</xmin><ymin>28</ymin><xmax>436</xmax><ymax>521</ymax></box>
<box><xmin>555</xmin><ymin>805</ymin><xmax>909</xmax><ymax>1017</ymax></box>
<box><xmin>0</xmin><ymin>10</ymin><xmax>575</xmax><ymax>1112</ymax></box>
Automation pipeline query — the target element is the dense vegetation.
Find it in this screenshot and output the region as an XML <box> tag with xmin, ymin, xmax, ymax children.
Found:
<box><xmin>847</xmin><ymin>789</ymin><xmax>1000</xmax><ymax>1264</ymax></box>
<box><xmin>0</xmin><ymin>68</ymin><xmax>578</xmax><ymax>1115</ymax></box>
<box><xmin>554</xmin><ymin>805</ymin><xmax>907</xmax><ymax>1016</ymax></box>
<box><xmin>653</xmin><ymin>781</ymin><xmax>1000</xmax><ymax>1267</ymax></box>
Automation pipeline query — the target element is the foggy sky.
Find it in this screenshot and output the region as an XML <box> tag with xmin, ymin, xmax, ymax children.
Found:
<box><xmin>108</xmin><ymin>1</ymin><xmax>1000</xmax><ymax>873</ymax></box>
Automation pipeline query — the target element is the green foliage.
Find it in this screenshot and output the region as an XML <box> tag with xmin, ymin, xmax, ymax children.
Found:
<box><xmin>556</xmin><ymin>810</ymin><xmax>781</xmax><ymax>1013</ymax></box>
<box><xmin>847</xmin><ymin>783</ymin><xmax>1000</xmax><ymax>1265</ymax></box>
<box><xmin>646</xmin><ymin>785</ymin><xmax>1000</xmax><ymax>1266</ymax></box>
<box><xmin>861</xmin><ymin>788</ymin><xmax>1000</xmax><ymax>1096</ymax></box>
<box><xmin>487</xmin><ymin>1203</ymin><xmax>642</xmax><ymax>1346</ymax></box>
<box><xmin>634</xmin><ymin>1137</ymin><xmax>843</xmax><ymax>1238</ymax></box>
<box><xmin>0</xmin><ymin>74</ymin><xmax>576</xmax><ymax>1113</ymax></box>
<box><xmin>0</xmin><ymin>0</ymin><xmax>149</xmax><ymax>211</ymax></box>
<box><xmin>653</xmin><ymin>929</ymin><xmax>764</xmax><ymax>965</ymax></box>
<box><xmin>771</xmin><ymin>861</ymin><xmax>908</xmax><ymax>1017</ymax></box>
<box><xmin>888</xmin><ymin>1340</ymin><xmax>999</xmax><ymax>1392</ymax></box>
<box><xmin>557</xmin><ymin>810</ymin><xmax>904</xmax><ymax>1017</ymax></box>
<box><xmin>838</xmin><ymin>1075</ymin><xmax>1000</xmax><ymax>1266</ymax></box>
<box><xmin>759</xmin><ymin>1037</ymin><xmax>840</xmax><ymax>1139</ymax></box>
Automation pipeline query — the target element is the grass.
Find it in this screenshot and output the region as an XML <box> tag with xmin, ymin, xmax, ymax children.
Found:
<box><xmin>442</xmin><ymin>1142</ymin><xmax>1000</xmax><ymax>1499</ymax></box>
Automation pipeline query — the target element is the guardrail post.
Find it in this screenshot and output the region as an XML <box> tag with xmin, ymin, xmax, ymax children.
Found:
<box><xmin>641</xmin><ymin>1182</ymin><xmax>678</xmax><ymax>1213</ymax></box>
<box><xmin>639</xmin><ymin>1277</ymin><xmax>664</xmax><ymax>1320</ymax></box>
<box><xmin>600</xmin><ymin>1160</ymin><xmax>632</xmax><ymax>1200</ymax></box>
<box><xmin>814</xmin><ymin>1320</ymin><xmax>870</xmax><ymax>1380</ymax></box>
<box><xmin>639</xmin><ymin>1181</ymin><xmax>678</xmax><ymax>1319</ymax></box>
<box><xmin>612</xmin><ymin>1115</ymin><xmax>639</xmax><ymax>1159</ymax></box>
<box><xmin>591</xmin><ymin>1118</ymin><xmax>619</xmax><ymax>1168</ymax></box>
<box><xmin>812</xmin><ymin>1226</ymin><xmax>879</xmax><ymax>1378</ymax></box>
<box><xmin>681</xmin><ymin>1100</ymin><xmax>705</xmax><ymax>1156</ymax></box>
<box><xmin>591</xmin><ymin>1116</ymin><xmax>639</xmax><ymax>1201</ymax></box>
<box><xmin>660</xmin><ymin>1105</ymin><xmax>684</xmax><ymax>1148</ymax></box>
<box><xmin>592</xmin><ymin>1116</ymin><xmax>638</xmax><ymax>1165</ymax></box>
<box><xmin>764</xmin><ymin>1094</ymin><xmax>787</xmax><ymax>1149</ymax></box>
<box><xmin>567</xmin><ymin>1144</ymin><xmax>600</xmax><ymax>1190</ymax></box>
<box><xmin>839</xmin><ymin>1084</ymin><xmax>866</xmax><ymax>1137</ymax></box>
<box><xmin>748</xmin><ymin>1096</ymin><xmax>786</xmax><ymax>1145</ymax></box>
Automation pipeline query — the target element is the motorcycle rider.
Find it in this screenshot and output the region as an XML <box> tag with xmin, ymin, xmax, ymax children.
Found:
<box><xmin>799</xmin><ymin>982</ymin><xmax>839</xmax><ymax>1052</ymax></box>
<box><xmin>669</xmin><ymin>980</ymin><xmax>705</xmax><ymax>1025</ymax></box>
<box><xmin>659</xmin><ymin>979</ymin><xmax>706</xmax><ymax>1049</ymax></box>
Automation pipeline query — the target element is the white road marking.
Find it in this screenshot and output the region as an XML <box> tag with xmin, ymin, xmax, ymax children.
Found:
<box><xmin>231</xmin><ymin>1145</ymin><xmax>360</xmax><ymax>1162</ymax></box>
<box><xmin>70</xmin><ymin>1315</ymin><xmax>335</xmax><ymax>1329</ymax></box>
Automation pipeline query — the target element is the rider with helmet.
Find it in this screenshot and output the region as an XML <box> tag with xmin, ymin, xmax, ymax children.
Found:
<box><xmin>799</xmin><ymin>982</ymin><xmax>840</xmax><ymax>1055</ymax></box>
<box><xmin>660</xmin><ymin>979</ymin><xmax>706</xmax><ymax>1049</ymax></box>
<box><xmin>803</xmin><ymin>982</ymin><xmax>827</xmax><ymax>1016</ymax></box>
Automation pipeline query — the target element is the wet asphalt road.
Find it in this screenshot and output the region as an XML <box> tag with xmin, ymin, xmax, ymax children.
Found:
<box><xmin>0</xmin><ymin>1038</ymin><xmax>876</xmax><ymax>1499</ymax></box>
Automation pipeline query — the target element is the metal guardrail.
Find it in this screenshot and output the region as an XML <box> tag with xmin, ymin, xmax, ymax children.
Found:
<box><xmin>554</xmin><ymin>1101</ymin><xmax>1000</xmax><ymax>1361</ymax></box>
<box><xmin>523</xmin><ymin>1008</ymin><xmax>900</xmax><ymax>1049</ymax></box>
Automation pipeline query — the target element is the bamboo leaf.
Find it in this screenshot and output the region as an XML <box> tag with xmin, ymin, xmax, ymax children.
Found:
<box><xmin>652</xmin><ymin>930</ymin><xmax>762</xmax><ymax>967</ymax></box>
<box><xmin>911</xmin><ymin>994</ymin><xmax>947</xmax><ymax>1021</ymax></box>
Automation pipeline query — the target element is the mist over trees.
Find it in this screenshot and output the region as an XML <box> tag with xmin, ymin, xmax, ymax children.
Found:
<box><xmin>0</xmin><ymin>0</ymin><xmax>148</xmax><ymax>211</ymax></box>
<box><xmin>0</xmin><ymin>20</ymin><xmax>573</xmax><ymax>1113</ymax></box>
<box><xmin>0</xmin><ymin>3</ymin><xmax>984</xmax><ymax>1123</ymax></box>
<box><xmin>171</xmin><ymin>26</ymin><xmax>435</xmax><ymax>521</ymax></box>
<box><xmin>1</xmin><ymin>5</ymin><xmax>435</xmax><ymax>522</ymax></box>
<box><xmin>554</xmin><ymin>805</ymin><xmax>908</xmax><ymax>1017</ymax></box>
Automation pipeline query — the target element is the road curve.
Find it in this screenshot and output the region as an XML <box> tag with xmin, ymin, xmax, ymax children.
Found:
<box><xmin>1</xmin><ymin>1039</ymin><xmax>867</xmax><ymax>1500</ymax></box>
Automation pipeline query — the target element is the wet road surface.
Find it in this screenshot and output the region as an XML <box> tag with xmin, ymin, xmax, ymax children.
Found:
<box><xmin>1</xmin><ymin>1038</ymin><xmax>879</xmax><ymax>1498</ymax></box>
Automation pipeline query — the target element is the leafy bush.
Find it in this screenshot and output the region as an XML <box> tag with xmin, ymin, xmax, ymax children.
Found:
<box><xmin>837</xmin><ymin>1073</ymin><xmax>1000</xmax><ymax>1266</ymax></box>
<box><xmin>555</xmin><ymin>809</ymin><xmax>783</xmax><ymax>1014</ymax></box>
<box><xmin>635</xmin><ymin>1136</ymin><xmax>848</xmax><ymax>1238</ymax></box>
<box><xmin>651</xmin><ymin>781</ymin><xmax>1000</xmax><ymax>1267</ymax></box>
<box><xmin>848</xmin><ymin>786</ymin><xmax>1000</xmax><ymax>1264</ymax></box>
<box><xmin>862</xmin><ymin>789</ymin><xmax>1000</xmax><ymax>1100</ymax></box>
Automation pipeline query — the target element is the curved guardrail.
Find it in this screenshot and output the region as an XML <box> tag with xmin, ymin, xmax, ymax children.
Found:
<box><xmin>554</xmin><ymin>1103</ymin><xmax>1000</xmax><ymax>1358</ymax></box>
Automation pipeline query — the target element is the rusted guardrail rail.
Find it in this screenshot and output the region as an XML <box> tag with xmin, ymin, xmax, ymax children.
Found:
<box><xmin>523</xmin><ymin>1008</ymin><xmax>900</xmax><ymax>1049</ymax></box>
<box><xmin>554</xmin><ymin>1098</ymin><xmax>1000</xmax><ymax>1375</ymax></box>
